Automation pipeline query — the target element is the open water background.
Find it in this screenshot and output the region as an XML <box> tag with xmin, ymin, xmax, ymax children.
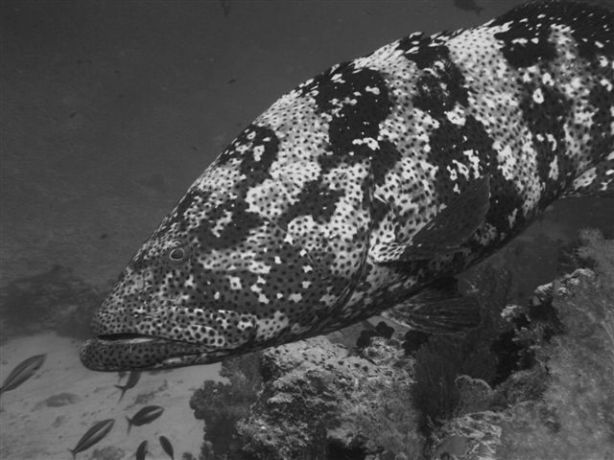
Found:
<box><xmin>1</xmin><ymin>1</ymin><xmax>612</xmax><ymax>459</ymax></box>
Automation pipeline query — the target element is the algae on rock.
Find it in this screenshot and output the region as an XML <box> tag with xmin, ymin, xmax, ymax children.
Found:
<box><xmin>236</xmin><ymin>336</ymin><xmax>423</xmax><ymax>460</ymax></box>
<box><xmin>430</xmin><ymin>231</ymin><xmax>614</xmax><ymax>459</ymax></box>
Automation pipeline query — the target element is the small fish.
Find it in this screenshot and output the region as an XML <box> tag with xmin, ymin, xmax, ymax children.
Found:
<box><xmin>0</xmin><ymin>354</ymin><xmax>46</xmax><ymax>396</ymax></box>
<box><xmin>115</xmin><ymin>370</ymin><xmax>141</xmax><ymax>402</ymax></box>
<box><xmin>219</xmin><ymin>0</ymin><xmax>231</xmax><ymax>17</ymax></box>
<box><xmin>159</xmin><ymin>435</ymin><xmax>174</xmax><ymax>460</ymax></box>
<box><xmin>136</xmin><ymin>440</ymin><xmax>148</xmax><ymax>460</ymax></box>
<box><xmin>453</xmin><ymin>0</ymin><xmax>483</xmax><ymax>15</ymax></box>
<box><xmin>126</xmin><ymin>405</ymin><xmax>164</xmax><ymax>434</ymax></box>
<box><xmin>69</xmin><ymin>418</ymin><xmax>114</xmax><ymax>459</ymax></box>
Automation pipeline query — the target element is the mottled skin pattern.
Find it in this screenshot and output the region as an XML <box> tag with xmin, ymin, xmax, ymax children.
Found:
<box><xmin>81</xmin><ymin>1</ymin><xmax>613</xmax><ymax>371</ymax></box>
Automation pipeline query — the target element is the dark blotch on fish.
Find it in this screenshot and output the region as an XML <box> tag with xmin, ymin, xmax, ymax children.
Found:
<box><xmin>115</xmin><ymin>370</ymin><xmax>141</xmax><ymax>402</ymax></box>
<box><xmin>159</xmin><ymin>435</ymin><xmax>174</xmax><ymax>460</ymax></box>
<box><xmin>126</xmin><ymin>405</ymin><xmax>164</xmax><ymax>434</ymax></box>
<box><xmin>136</xmin><ymin>440</ymin><xmax>148</xmax><ymax>460</ymax></box>
<box><xmin>69</xmin><ymin>418</ymin><xmax>114</xmax><ymax>459</ymax></box>
<box><xmin>0</xmin><ymin>354</ymin><xmax>46</xmax><ymax>396</ymax></box>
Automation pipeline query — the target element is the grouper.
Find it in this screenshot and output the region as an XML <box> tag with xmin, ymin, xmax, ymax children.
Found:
<box><xmin>81</xmin><ymin>0</ymin><xmax>613</xmax><ymax>371</ymax></box>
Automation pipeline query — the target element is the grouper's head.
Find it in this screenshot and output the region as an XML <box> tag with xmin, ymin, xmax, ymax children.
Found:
<box><xmin>81</xmin><ymin>123</ymin><xmax>372</xmax><ymax>371</ymax></box>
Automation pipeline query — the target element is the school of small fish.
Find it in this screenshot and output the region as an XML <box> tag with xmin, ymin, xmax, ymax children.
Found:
<box><xmin>67</xmin><ymin>393</ymin><xmax>172</xmax><ymax>459</ymax></box>
<box><xmin>1</xmin><ymin>354</ymin><xmax>173</xmax><ymax>458</ymax></box>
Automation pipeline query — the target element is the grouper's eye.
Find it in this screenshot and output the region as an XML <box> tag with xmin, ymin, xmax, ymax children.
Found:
<box><xmin>167</xmin><ymin>245</ymin><xmax>189</xmax><ymax>263</ymax></box>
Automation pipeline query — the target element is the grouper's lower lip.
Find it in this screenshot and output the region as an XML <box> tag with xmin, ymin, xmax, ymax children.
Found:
<box><xmin>80</xmin><ymin>335</ymin><xmax>209</xmax><ymax>371</ymax></box>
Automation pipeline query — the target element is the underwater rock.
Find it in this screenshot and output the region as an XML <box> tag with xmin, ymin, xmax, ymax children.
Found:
<box><xmin>429</xmin><ymin>259</ymin><xmax>614</xmax><ymax>459</ymax></box>
<box><xmin>190</xmin><ymin>353</ymin><xmax>263</xmax><ymax>460</ymax></box>
<box><xmin>89</xmin><ymin>445</ymin><xmax>125</xmax><ymax>460</ymax></box>
<box><xmin>37</xmin><ymin>392</ymin><xmax>80</xmax><ymax>408</ymax></box>
<box><xmin>233</xmin><ymin>336</ymin><xmax>422</xmax><ymax>460</ymax></box>
<box><xmin>193</xmin><ymin>335</ymin><xmax>423</xmax><ymax>460</ymax></box>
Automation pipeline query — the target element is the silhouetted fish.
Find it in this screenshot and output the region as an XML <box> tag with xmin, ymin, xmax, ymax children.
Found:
<box><xmin>115</xmin><ymin>370</ymin><xmax>141</xmax><ymax>402</ymax></box>
<box><xmin>126</xmin><ymin>405</ymin><xmax>164</xmax><ymax>434</ymax></box>
<box><xmin>136</xmin><ymin>440</ymin><xmax>148</xmax><ymax>460</ymax></box>
<box><xmin>69</xmin><ymin>419</ymin><xmax>114</xmax><ymax>459</ymax></box>
<box><xmin>0</xmin><ymin>354</ymin><xmax>46</xmax><ymax>396</ymax></box>
<box><xmin>219</xmin><ymin>0</ymin><xmax>231</xmax><ymax>17</ymax></box>
<box><xmin>159</xmin><ymin>435</ymin><xmax>174</xmax><ymax>460</ymax></box>
<box><xmin>453</xmin><ymin>0</ymin><xmax>483</xmax><ymax>15</ymax></box>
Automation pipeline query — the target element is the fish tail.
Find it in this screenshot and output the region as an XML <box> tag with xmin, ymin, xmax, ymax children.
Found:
<box><xmin>115</xmin><ymin>385</ymin><xmax>126</xmax><ymax>402</ymax></box>
<box><xmin>68</xmin><ymin>448</ymin><xmax>75</xmax><ymax>460</ymax></box>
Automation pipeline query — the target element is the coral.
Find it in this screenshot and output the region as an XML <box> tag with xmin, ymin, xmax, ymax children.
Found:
<box><xmin>411</xmin><ymin>266</ymin><xmax>514</xmax><ymax>433</ymax></box>
<box><xmin>576</xmin><ymin>228</ymin><xmax>614</xmax><ymax>284</ymax></box>
<box><xmin>190</xmin><ymin>352</ymin><xmax>262</xmax><ymax>460</ymax></box>
<box><xmin>429</xmin><ymin>231</ymin><xmax>614</xmax><ymax>460</ymax></box>
<box><xmin>196</xmin><ymin>336</ymin><xmax>423</xmax><ymax>460</ymax></box>
<box><xmin>497</xmin><ymin>268</ymin><xmax>614</xmax><ymax>459</ymax></box>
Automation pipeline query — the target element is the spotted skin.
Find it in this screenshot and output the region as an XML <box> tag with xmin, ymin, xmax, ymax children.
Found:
<box><xmin>81</xmin><ymin>1</ymin><xmax>614</xmax><ymax>371</ymax></box>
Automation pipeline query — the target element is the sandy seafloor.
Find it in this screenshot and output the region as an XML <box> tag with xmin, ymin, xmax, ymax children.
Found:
<box><xmin>0</xmin><ymin>333</ymin><xmax>216</xmax><ymax>459</ymax></box>
<box><xmin>1</xmin><ymin>1</ymin><xmax>613</xmax><ymax>459</ymax></box>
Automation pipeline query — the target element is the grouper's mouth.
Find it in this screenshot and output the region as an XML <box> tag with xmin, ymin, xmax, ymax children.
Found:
<box><xmin>80</xmin><ymin>334</ymin><xmax>225</xmax><ymax>371</ymax></box>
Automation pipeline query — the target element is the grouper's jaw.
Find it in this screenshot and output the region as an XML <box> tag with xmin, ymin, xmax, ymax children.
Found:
<box><xmin>81</xmin><ymin>287</ymin><xmax>261</xmax><ymax>371</ymax></box>
<box><xmin>79</xmin><ymin>335</ymin><xmax>233</xmax><ymax>371</ymax></box>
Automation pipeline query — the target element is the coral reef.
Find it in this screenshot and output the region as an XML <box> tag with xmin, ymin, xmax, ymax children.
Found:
<box><xmin>430</xmin><ymin>229</ymin><xmax>614</xmax><ymax>459</ymax></box>
<box><xmin>191</xmin><ymin>353</ymin><xmax>263</xmax><ymax>460</ymax></box>
<box><xmin>497</xmin><ymin>278</ymin><xmax>614</xmax><ymax>457</ymax></box>
<box><xmin>237</xmin><ymin>336</ymin><xmax>422</xmax><ymax>460</ymax></box>
<box><xmin>191</xmin><ymin>336</ymin><xmax>422</xmax><ymax>460</ymax></box>
<box><xmin>191</xmin><ymin>230</ymin><xmax>614</xmax><ymax>460</ymax></box>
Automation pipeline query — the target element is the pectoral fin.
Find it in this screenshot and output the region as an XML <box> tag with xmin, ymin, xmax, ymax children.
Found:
<box><xmin>381</xmin><ymin>278</ymin><xmax>482</xmax><ymax>333</ymax></box>
<box><xmin>372</xmin><ymin>176</ymin><xmax>491</xmax><ymax>263</ymax></box>
<box><xmin>565</xmin><ymin>154</ymin><xmax>614</xmax><ymax>198</ymax></box>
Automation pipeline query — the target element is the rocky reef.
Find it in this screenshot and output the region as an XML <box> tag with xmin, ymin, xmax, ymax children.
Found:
<box><xmin>190</xmin><ymin>230</ymin><xmax>614</xmax><ymax>460</ymax></box>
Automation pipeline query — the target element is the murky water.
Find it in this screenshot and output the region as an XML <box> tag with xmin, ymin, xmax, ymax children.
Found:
<box><xmin>1</xmin><ymin>1</ymin><xmax>612</xmax><ymax>459</ymax></box>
